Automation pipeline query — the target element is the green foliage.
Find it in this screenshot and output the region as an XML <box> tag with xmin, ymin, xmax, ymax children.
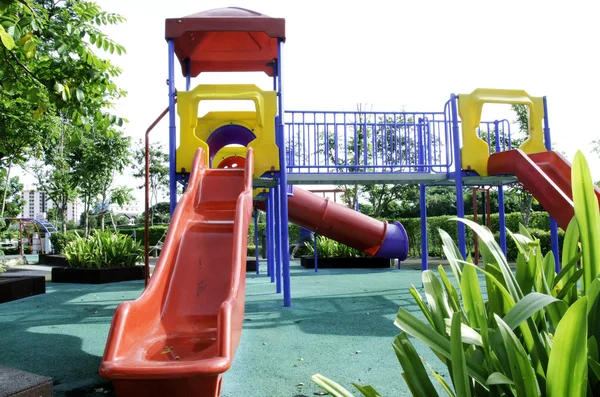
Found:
<box><xmin>50</xmin><ymin>230</ymin><xmax>79</xmax><ymax>254</ymax></box>
<box><xmin>132</xmin><ymin>141</ymin><xmax>169</xmax><ymax>225</ymax></box>
<box><xmin>313</xmin><ymin>152</ymin><xmax>600</xmax><ymax>397</ymax></box>
<box><xmin>305</xmin><ymin>236</ymin><xmax>367</xmax><ymax>258</ymax></box>
<box><xmin>117</xmin><ymin>226</ymin><xmax>167</xmax><ymax>248</ymax></box>
<box><xmin>63</xmin><ymin>230</ymin><xmax>142</xmax><ymax>268</ymax></box>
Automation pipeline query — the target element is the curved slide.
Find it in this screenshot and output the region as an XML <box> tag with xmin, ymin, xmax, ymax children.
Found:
<box><xmin>286</xmin><ymin>187</ymin><xmax>409</xmax><ymax>259</ymax></box>
<box><xmin>488</xmin><ymin>149</ymin><xmax>600</xmax><ymax>229</ymax></box>
<box><xmin>99</xmin><ymin>148</ymin><xmax>255</xmax><ymax>397</ymax></box>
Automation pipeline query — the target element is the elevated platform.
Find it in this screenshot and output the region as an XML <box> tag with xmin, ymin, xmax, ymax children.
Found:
<box><xmin>286</xmin><ymin>172</ymin><xmax>519</xmax><ymax>186</ymax></box>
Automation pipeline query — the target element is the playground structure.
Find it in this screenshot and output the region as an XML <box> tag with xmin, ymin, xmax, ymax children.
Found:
<box><xmin>1</xmin><ymin>218</ymin><xmax>57</xmax><ymax>255</ymax></box>
<box><xmin>99</xmin><ymin>6</ymin><xmax>600</xmax><ymax>397</ymax></box>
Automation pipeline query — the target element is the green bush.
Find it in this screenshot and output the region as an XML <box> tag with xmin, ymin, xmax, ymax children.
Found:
<box><xmin>63</xmin><ymin>230</ymin><xmax>143</xmax><ymax>268</ymax></box>
<box><xmin>117</xmin><ymin>226</ymin><xmax>168</xmax><ymax>248</ymax></box>
<box><xmin>50</xmin><ymin>231</ymin><xmax>80</xmax><ymax>254</ymax></box>
<box><xmin>305</xmin><ymin>236</ymin><xmax>367</xmax><ymax>258</ymax></box>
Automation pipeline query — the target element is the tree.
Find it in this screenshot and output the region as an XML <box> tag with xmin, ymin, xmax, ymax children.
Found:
<box><xmin>132</xmin><ymin>140</ymin><xmax>169</xmax><ymax>226</ymax></box>
<box><xmin>0</xmin><ymin>169</ymin><xmax>24</xmax><ymax>218</ymax></box>
<box><xmin>138</xmin><ymin>202</ymin><xmax>171</xmax><ymax>225</ymax></box>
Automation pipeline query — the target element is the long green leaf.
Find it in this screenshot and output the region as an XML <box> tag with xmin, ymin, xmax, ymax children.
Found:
<box><xmin>422</xmin><ymin>270</ymin><xmax>451</xmax><ymax>334</ymax></box>
<box><xmin>394</xmin><ymin>307</ymin><xmax>489</xmax><ymax>388</ymax></box>
<box><xmin>424</xmin><ymin>361</ymin><xmax>457</xmax><ymax>397</ymax></box>
<box><xmin>494</xmin><ymin>315</ymin><xmax>539</xmax><ymax>397</ymax></box>
<box><xmin>438</xmin><ymin>266</ymin><xmax>462</xmax><ymax>315</ymax></box>
<box><xmin>546</xmin><ymin>296</ymin><xmax>588</xmax><ymax>397</ymax></box>
<box><xmin>556</xmin><ymin>269</ymin><xmax>584</xmax><ymax>300</ymax></box>
<box><xmin>553</xmin><ymin>251</ymin><xmax>582</xmax><ymax>289</ymax></box>
<box><xmin>311</xmin><ymin>374</ymin><xmax>356</xmax><ymax>397</ymax></box>
<box><xmin>572</xmin><ymin>151</ymin><xmax>600</xmax><ymax>294</ymax></box>
<box><xmin>502</xmin><ymin>292</ymin><xmax>559</xmax><ymax>330</ymax></box>
<box><xmin>561</xmin><ymin>217</ymin><xmax>580</xmax><ymax>304</ymax></box>
<box><xmin>409</xmin><ymin>285</ymin><xmax>436</xmax><ymax>329</ymax></box>
<box><xmin>392</xmin><ymin>333</ymin><xmax>439</xmax><ymax>397</ymax></box>
<box><xmin>486</xmin><ymin>372</ymin><xmax>515</xmax><ymax>386</ymax></box>
<box><xmin>439</xmin><ymin>228</ymin><xmax>464</xmax><ymax>283</ymax></box>
<box><xmin>352</xmin><ymin>384</ymin><xmax>382</xmax><ymax>397</ymax></box>
<box><xmin>450</xmin><ymin>313</ymin><xmax>472</xmax><ymax>397</ymax></box>
<box><xmin>454</xmin><ymin>217</ymin><xmax>523</xmax><ymax>301</ymax></box>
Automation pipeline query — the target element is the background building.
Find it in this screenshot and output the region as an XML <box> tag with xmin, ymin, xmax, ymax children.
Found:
<box><xmin>18</xmin><ymin>189</ymin><xmax>81</xmax><ymax>222</ymax></box>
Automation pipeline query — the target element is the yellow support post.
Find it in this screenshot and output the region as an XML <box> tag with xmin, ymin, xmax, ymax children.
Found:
<box><xmin>458</xmin><ymin>88</ymin><xmax>546</xmax><ymax>176</ymax></box>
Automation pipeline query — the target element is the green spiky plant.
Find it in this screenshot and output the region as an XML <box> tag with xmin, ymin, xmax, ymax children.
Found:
<box><xmin>305</xmin><ymin>235</ymin><xmax>367</xmax><ymax>258</ymax></box>
<box><xmin>63</xmin><ymin>230</ymin><xmax>143</xmax><ymax>268</ymax></box>
<box><xmin>312</xmin><ymin>151</ymin><xmax>600</xmax><ymax>397</ymax></box>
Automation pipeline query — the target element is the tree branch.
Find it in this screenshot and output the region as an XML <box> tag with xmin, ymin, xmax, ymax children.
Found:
<box><xmin>9</xmin><ymin>51</ymin><xmax>45</xmax><ymax>87</ymax></box>
<box><xmin>2</xmin><ymin>47</ymin><xmax>18</xmax><ymax>77</ymax></box>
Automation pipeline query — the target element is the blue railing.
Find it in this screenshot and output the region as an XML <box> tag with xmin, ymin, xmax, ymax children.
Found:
<box><xmin>284</xmin><ymin>107</ymin><xmax>515</xmax><ymax>177</ymax></box>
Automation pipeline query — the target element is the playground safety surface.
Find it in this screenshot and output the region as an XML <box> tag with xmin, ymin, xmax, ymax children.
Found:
<box><xmin>0</xmin><ymin>261</ymin><xmax>451</xmax><ymax>396</ymax></box>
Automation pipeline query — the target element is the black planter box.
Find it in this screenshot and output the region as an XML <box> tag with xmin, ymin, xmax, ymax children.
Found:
<box><xmin>38</xmin><ymin>254</ymin><xmax>68</xmax><ymax>267</ymax></box>
<box><xmin>300</xmin><ymin>256</ymin><xmax>392</xmax><ymax>269</ymax></box>
<box><xmin>51</xmin><ymin>266</ymin><xmax>145</xmax><ymax>284</ymax></box>
<box><xmin>0</xmin><ymin>276</ymin><xmax>46</xmax><ymax>303</ymax></box>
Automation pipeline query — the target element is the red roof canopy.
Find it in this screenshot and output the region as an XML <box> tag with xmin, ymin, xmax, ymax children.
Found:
<box><xmin>165</xmin><ymin>7</ymin><xmax>286</xmax><ymax>77</ymax></box>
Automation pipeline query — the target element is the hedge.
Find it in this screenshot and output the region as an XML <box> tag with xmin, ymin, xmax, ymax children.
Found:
<box><xmin>398</xmin><ymin>211</ymin><xmax>555</xmax><ymax>261</ymax></box>
<box><xmin>110</xmin><ymin>211</ymin><xmax>554</xmax><ymax>261</ymax></box>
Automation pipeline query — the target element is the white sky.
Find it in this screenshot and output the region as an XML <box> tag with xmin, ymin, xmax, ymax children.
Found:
<box><xmin>18</xmin><ymin>0</ymin><xmax>600</xmax><ymax>204</ymax></box>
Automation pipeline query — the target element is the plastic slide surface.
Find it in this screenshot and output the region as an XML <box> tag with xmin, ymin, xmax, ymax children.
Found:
<box><xmin>99</xmin><ymin>148</ymin><xmax>255</xmax><ymax>397</ymax></box>
<box><xmin>488</xmin><ymin>149</ymin><xmax>600</xmax><ymax>230</ymax></box>
<box><xmin>286</xmin><ymin>187</ymin><xmax>409</xmax><ymax>259</ymax></box>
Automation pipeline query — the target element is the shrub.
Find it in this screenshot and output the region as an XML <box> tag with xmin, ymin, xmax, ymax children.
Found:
<box><xmin>63</xmin><ymin>230</ymin><xmax>143</xmax><ymax>268</ymax></box>
<box><xmin>50</xmin><ymin>231</ymin><xmax>80</xmax><ymax>254</ymax></box>
<box><xmin>312</xmin><ymin>151</ymin><xmax>600</xmax><ymax>397</ymax></box>
<box><xmin>305</xmin><ymin>236</ymin><xmax>367</xmax><ymax>258</ymax></box>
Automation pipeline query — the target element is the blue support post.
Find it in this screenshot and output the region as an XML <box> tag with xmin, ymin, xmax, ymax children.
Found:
<box><xmin>313</xmin><ymin>233</ymin><xmax>318</xmax><ymax>272</ymax></box>
<box><xmin>543</xmin><ymin>97</ymin><xmax>560</xmax><ymax>271</ymax></box>
<box><xmin>277</xmin><ymin>40</ymin><xmax>292</xmax><ymax>307</ymax></box>
<box><xmin>494</xmin><ymin>121</ymin><xmax>507</xmax><ymax>255</ymax></box>
<box><xmin>274</xmin><ymin>184</ymin><xmax>282</xmax><ymax>294</ymax></box>
<box><xmin>167</xmin><ymin>40</ymin><xmax>177</xmax><ymax>216</ymax></box>
<box><xmin>253</xmin><ymin>208</ymin><xmax>260</xmax><ymax>274</ymax></box>
<box><xmin>450</xmin><ymin>94</ymin><xmax>467</xmax><ymax>259</ymax></box>
<box><xmin>185</xmin><ymin>58</ymin><xmax>191</xmax><ymax>91</ymax></box>
<box><xmin>420</xmin><ymin>184</ymin><xmax>428</xmax><ymax>270</ymax></box>
<box><xmin>267</xmin><ymin>189</ymin><xmax>275</xmax><ymax>282</ymax></box>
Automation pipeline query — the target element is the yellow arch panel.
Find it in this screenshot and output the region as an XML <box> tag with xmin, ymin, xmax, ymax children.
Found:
<box><xmin>458</xmin><ymin>88</ymin><xmax>546</xmax><ymax>176</ymax></box>
<box><xmin>176</xmin><ymin>84</ymin><xmax>279</xmax><ymax>180</ymax></box>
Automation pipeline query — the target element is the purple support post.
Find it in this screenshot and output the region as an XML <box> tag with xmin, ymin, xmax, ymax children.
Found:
<box><xmin>253</xmin><ymin>207</ymin><xmax>260</xmax><ymax>274</ymax></box>
<box><xmin>450</xmin><ymin>94</ymin><xmax>466</xmax><ymax>259</ymax></box>
<box><xmin>267</xmin><ymin>189</ymin><xmax>275</xmax><ymax>282</ymax></box>
<box><xmin>167</xmin><ymin>40</ymin><xmax>177</xmax><ymax>216</ymax></box>
<box><xmin>313</xmin><ymin>233</ymin><xmax>318</xmax><ymax>272</ymax></box>
<box><xmin>274</xmin><ymin>184</ymin><xmax>282</xmax><ymax>294</ymax></box>
<box><xmin>419</xmin><ymin>184</ymin><xmax>428</xmax><ymax>270</ymax></box>
<box><xmin>494</xmin><ymin>121</ymin><xmax>507</xmax><ymax>255</ymax></box>
<box><xmin>185</xmin><ymin>58</ymin><xmax>191</xmax><ymax>91</ymax></box>
<box><xmin>277</xmin><ymin>39</ymin><xmax>292</xmax><ymax>307</ymax></box>
<box><xmin>543</xmin><ymin>97</ymin><xmax>560</xmax><ymax>271</ymax></box>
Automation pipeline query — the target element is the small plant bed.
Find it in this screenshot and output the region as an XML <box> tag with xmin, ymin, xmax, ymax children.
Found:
<box><xmin>300</xmin><ymin>256</ymin><xmax>392</xmax><ymax>269</ymax></box>
<box><xmin>51</xmin><ymin>230</ymin><xmax>144</xmax><ymax>284</ymax></box>
<box><xmin>51</xmin><ymin>266</ymin><xmax>144</xmax><ymax>284</ymax></box>
<box><xmin>246</xmin><ymin>257</ymin><xmax>258</xmax><ymax>272</ymax></box>
<box><xmin>300</xmin><ymin>236</ymin><xmax>390</xmax><ymax>268</ymax></box>
<box><xmin>0</xmin><ymin>275</ymin><xmax>46</xmax><ymax>303</ymax></box>
<box><xmin>38</xmin><ymin>254</ymin><xmax>69</xmax><ymax>267</ymax></box>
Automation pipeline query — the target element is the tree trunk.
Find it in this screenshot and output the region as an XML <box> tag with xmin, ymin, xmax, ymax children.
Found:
<box><xmin>522</xmin><ymin>194</ymin><xmax>533</xmax><ymax>227</ymax></box>
<box><xmin>61</xmin><ymin>197</ymin><xmax>68</xmax><ymax>234</ymax></box>
<box><xmin>83</xmin><ymin>198</ymin><xmax>90</xmax><ymax>237</ymax></box>
<box><xmin>1</xmin><ymin>158</ymin><xmax>13</xmax><ymax>217</ymax></box>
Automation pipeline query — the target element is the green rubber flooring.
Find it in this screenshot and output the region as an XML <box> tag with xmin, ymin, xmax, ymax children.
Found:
<box><xmin>0</xmin><ymin>263</ymin><xmax>451</xmax><ymax>396</ymax></box>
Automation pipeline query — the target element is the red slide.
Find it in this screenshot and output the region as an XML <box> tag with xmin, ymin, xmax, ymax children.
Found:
<box><xmin>286</xmin><ymin>188</ymin><xmax>409</xmax><ymax>259</ymax></box>
<box><xmin>488</xmin><ymin>149</ymin><xmax>600</xmax><ymax>230</ymax></box>
<box><xmin>99</xmin><ymin>148</ymin><xmax>255</xmax><ymax>397</ymax></box>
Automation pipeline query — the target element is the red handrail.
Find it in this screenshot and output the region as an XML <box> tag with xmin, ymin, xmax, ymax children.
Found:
<box><xmin>144</xmin><ymin>99</ymin><xmax>177</xmax><ymax>287</ymax></box>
